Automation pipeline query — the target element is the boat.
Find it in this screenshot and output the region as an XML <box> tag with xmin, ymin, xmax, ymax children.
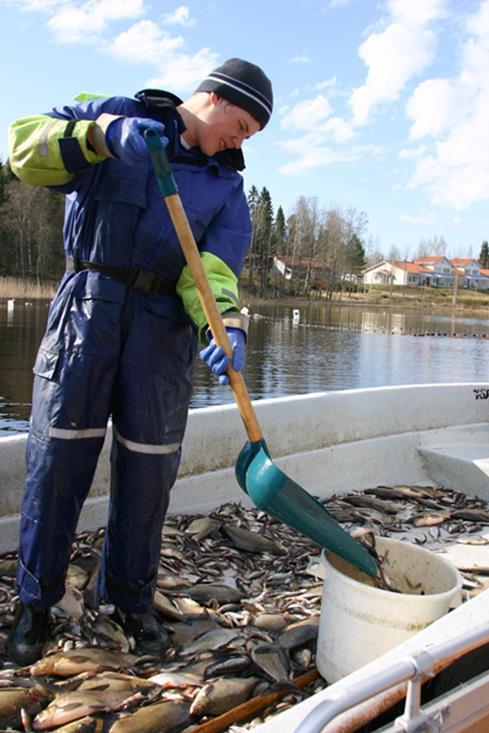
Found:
<box><xmin>1</xmin><ymin>381</ymin><xmax>489</xmax><ymax>731</ymax></box>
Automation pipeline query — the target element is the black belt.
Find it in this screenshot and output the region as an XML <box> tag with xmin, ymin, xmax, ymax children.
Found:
<box><xmin>66</xmin><ymin>255</ymin><xmax>176</xmax><ymax>296</ymax></box>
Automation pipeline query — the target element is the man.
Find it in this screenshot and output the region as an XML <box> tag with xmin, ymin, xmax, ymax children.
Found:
<box><xmin>7</xmin><ymin>58</ymin><xmax>273</xmax><ymax>664</ymax></box>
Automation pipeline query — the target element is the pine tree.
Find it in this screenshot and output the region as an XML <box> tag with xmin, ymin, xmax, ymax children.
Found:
<box><xmin>479</xmin><ymin>240</ymin><xmax>489</xmax><ymax>268</ymax></box>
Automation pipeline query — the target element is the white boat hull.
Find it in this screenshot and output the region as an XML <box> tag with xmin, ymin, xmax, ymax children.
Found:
<box><xmin>1</xmin><ymin>382</ymin><xmax>489</xmax><ymax>731</ymax></box>
<box><xmin>1</xmin><ymin>382</ymin><xmax>489</xmax><ymax>552</ymax></box>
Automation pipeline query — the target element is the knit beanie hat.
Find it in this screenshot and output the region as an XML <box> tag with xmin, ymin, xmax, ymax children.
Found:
<box><xmin>195</xmin><ymin>58</ymin><xmax>273</xmax><ymax>129</ymax></box>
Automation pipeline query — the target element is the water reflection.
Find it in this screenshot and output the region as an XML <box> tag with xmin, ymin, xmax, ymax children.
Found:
<box><xmin>1</xmin><ymin>298</ymin><xmax>488</xmax><ymax>435</ymax></box>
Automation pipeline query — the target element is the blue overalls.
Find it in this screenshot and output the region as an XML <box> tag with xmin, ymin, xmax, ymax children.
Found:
<box><xmin>16</xmin><ymin>92</ymin><xmax>251</xmax><ymax>612</ymax></box>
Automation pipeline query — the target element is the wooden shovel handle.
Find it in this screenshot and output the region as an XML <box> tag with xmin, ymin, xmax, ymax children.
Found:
<box><xmin>163</xmin><ymin>193</ymin><xmax>263</xmax><ymax>442</ymax></box>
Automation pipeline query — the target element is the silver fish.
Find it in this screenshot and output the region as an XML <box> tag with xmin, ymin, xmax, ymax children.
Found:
<box><xmin>108</xmin><ymin>700</ymin><xmax>191</xmax><ymax>733</ymax></box>
<box><xmin>33</xmin><ymin>689</ymin><xmax>143</xmax><ymax>729</ymax></box>
<box><xmin>249</xmin><ymin>643</ymin><xmax>290</xmax><ymax>684</ymax></box>
<box><xmin>30</xmin><ymin>648</ymin><xmax>138</xmax><ymax>677</ymax></box>
<box><xmin>190</xmin><ymin>676</ymin><xmax>258</xmax><ymax>716</ymax></box>
<box><xmin>222</xmin><ymin>525</ymin><xmax>285</xmax><ymax>555</ymax></box>
<box><xmin>186</xmin><ymin>517</ymin><xmax>222</xmax><ymax>539</ymax></box>
<box><xmin>0</xmin><ymin>687</ymin><xmax>48</xmax><ymax>729</ymax></box>
<box><xmin>181</xmin><ymin>627</ymin><xmax>240</xmax><ymax>655</ymax></box>
<box><xmin>278</xmin><ymin>619</ymin><xmax>319</xmax><ymax>650</ymax></box>
<box><xmin>183</xmin><ymin>583</ymin><xmax>243</xmax><ymax>604</ymax></box>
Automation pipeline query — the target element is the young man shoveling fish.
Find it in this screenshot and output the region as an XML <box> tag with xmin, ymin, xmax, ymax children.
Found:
<box><xmin>6</xmin><ymin>58</ymin><xmax>273</xmax><ymax>665</ymax></box>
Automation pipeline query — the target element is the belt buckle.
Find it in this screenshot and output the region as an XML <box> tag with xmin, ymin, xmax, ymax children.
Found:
<box><xmin>133</xmin><ymin>270</ymin><xmax>157</xmax><ymax>293</ymax></box>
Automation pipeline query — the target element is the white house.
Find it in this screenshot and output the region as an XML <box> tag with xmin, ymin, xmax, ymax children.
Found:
<box><xmin>364</xmin><ymin>257</ymin><xmax>489</xmax><ymax>290</ymax></box>
<box><xmin>362</xmin><ymin>260</ymin><xmax>431</xmax><ymax>286</ymax></box>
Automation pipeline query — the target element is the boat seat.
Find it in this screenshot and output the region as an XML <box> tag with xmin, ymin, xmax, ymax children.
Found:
<box><xmin>418</xmin><ymin>441</ymin><xmax>489</xmax><ymax>500</ymax></box>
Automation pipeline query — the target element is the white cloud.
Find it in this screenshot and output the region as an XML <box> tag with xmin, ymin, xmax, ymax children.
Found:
<box><xmin>106</xmin><ymin>20</ymin><xmax>218</xmax><ymax>90</ymax></box>
<box><xmin>349</xmin><ymin>0</ymin><xmax>446</xmax><ymax>125</ymax></box>
<box><xmin>162</xmin><ymin>5</ymin><xmax>195</xmax><ymax>27</ymax></box>
<box><xmin>406</xmin><ymin>78</ymin><xmax>466</xmax><ymax>139</ymax></box>
<box><xmin>278</xmin><ymin>142</ymin><xmax>380</xmax><ymax>176</ymax></box>
<box><xmin>289</xmin><ymin>54</ymin><xmax>310</xmax><ymax>64</ymax></box>
<box><xmin>47</xmin><ymin>0</ymin><xmax>145</xmax><ymax>43</ymax></box>
<box><xmin>386</xmin><ymin>0</ymin><xmax>447</xmax><ymax>26</ymax></box>
<box><xmin>399</xmin><ymin>145</ymin><xmax>427</xmax><ymax>159</ymax></box>
<box><xmin>315</xmin><ymin>76</ymin><xmax>338</xmax><ymax>91</ymax></box>
<box><xmin>280</xmin><ymin>94</ymin><xmax>332</xmax><ymax>130</ymax></box>
<box><xmin>398</xmin><ymin>212</ymin><xmax>437</xmax><ymax>225</ymax></box>
<box><xmin>406</xmin><ymin>0</ymin><xmax>489</xmax><ymax>209</ymax></box>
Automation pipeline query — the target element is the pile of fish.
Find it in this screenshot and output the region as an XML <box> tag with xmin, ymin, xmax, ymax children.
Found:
<box><xmin>0</xmin><ymin>483</ymin><xmax>487</xmax><ymax>732</ymax></box>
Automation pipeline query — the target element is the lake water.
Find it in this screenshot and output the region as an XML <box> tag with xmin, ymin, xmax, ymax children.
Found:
<box><xmin>1</xmin><ymin>298</ymin><xmax>488</xmax><ymax>436</ymax></box>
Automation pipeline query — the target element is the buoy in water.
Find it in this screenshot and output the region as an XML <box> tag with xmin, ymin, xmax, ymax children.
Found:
<box><xmin>292</xmin><ymin>308</ymin><xmax>300</xmax><ymax>324</ymax></box>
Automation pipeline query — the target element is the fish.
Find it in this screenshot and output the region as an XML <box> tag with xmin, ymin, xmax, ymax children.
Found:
<box><xmin>32</xmin><ymin>689</ymin><xmax>144</xmax><ymax>729</ymax></box>
<box><xmin>182</xmin><ymin>583</ymin><xmax>244</xmax><ymax>604</ymax></box>
<box><xmin>0</xmin><ymin>687</ymin><xmax>48</xmax><ymax>729</ymax></box>
<box><xmin>108</xmin><ymin>700</ymin><xmax>191</xmax><ymax>733</ymax></box>
<box><xmin>147</xmin><ymin>671</ymin><xmax>202</xmax><ymax>689</ymax></box>
<box><xmin>190</xmin><ymin>676</ymin><xmax>259</xmax><ymax>716</ymax></box>
<box><xmin>186</xmin><ymin>517</ymin><xmax>222</xmax><ymax>539</ymax></box>
<box><xmin>204</xmin><ymin>654</ymin><xmax>251</xmax><ymax>678</ymax></box>
<box><xmin>152</xmin><ymin>591</ymin><xmax>185</xmax><ymax>622</ymax></box>
<box><xmin>83</xmin><ymin>554</ymin><xmax>101</xmax><ymax>609</ymax></box>
<box><xmin>66</xmin><ymin>564</ymin><xmax>89</xmax><ymax>590</ymax></box>
<box><xmin>414</xmin><ymin>512</ymin><xmax>451</xmax><ymax>527</ymax></box>
<box><xmin>249</xmin><ymin>643</ymin><xmax>290</xmax><ymax>684</ymax></box>
<box><xmin>30</xmin><ymin>648</ymin><xmax>138</xmax><ymax>677</ymax></box>
<box><xmin>180</xmin><ymin>627</ymin><xmax>240</xmax><ymax>655</ymax></box>
<box><xmin>278</xmin><ymin>619</ymin><xmax>319</xmax><ymax>650</ymax></box>
<box><xmin>47</xmin><ymin>715</ymin><xmax>104</xmax><ymax>732</ymax></box>
<box><xmin>54</xmin><ymin>586</ymin><xmax>85</xmax><ymax>620</ymax></box>
<box><xmin>92</xmin><ymin>616</ymin><xmax>130</xmax><ymax>653</ymax></box>
<box><xmin>222</xmin><ymin>525</ymin><xmax>285</xmax><ymax>554</ymax></box>
<box><xmin>77</xmin><ymin>672</ymin><xmax>159</xmax><ymax>695</ymax></box>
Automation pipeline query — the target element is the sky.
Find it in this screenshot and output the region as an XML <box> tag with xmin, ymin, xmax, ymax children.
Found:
<box><xmin>1</xmin><ymin>0</ymin><xmax>489</xmax><ymax>261</ymax></box>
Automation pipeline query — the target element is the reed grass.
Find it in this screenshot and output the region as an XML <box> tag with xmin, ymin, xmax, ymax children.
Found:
<box><xmin>0</xmin><ymin>276</ymin><xmax>56</xmax><ymax>300</ymax></box>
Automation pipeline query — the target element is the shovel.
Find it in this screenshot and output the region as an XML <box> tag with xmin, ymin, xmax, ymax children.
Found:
<box><xmin>144</xmin><ymin>129</ymin><xmax>377</xmax><ymax>578</ymax></box>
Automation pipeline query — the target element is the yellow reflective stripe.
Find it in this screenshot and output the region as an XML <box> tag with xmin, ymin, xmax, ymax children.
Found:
<box><xmin>116</xmin><ymin>430</ymin><xmax>180</xmax><ymax>455</ymax></box>
<box><xmin>48</xmin><ymin>427</ymin><xmax>106</xmax><ymax>439</ymax></box>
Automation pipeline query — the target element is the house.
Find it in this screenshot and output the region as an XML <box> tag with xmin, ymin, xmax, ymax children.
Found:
<box><xmin>450</xmin><ymin>258</ymin><xmax>489</xmax><ymax>290</ymax></box>
<box><xmin>363</xmin><ymin>260</ymin><xmax>432</xmax><ymax>286</ymax></box>
<box><xmin>412</xmin><ymin>257</ymin><xmax>454</xmax><ymax>287</ymax></box>
<box><xmin>363</xmin><ymin>257</ymin><xmax>489</xmax><ymax>290</ymax></box>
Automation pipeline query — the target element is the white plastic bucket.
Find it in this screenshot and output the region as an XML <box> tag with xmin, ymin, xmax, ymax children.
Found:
<box><xmin>316</xmin><ymin>536</ymin><xmax>462</xmax><ymax>683</ymax></box>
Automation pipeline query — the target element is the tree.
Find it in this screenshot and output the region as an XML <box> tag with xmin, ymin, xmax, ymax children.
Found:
<box><xmin>416</xmin><ymin>235</ymin><xmax>447</xmax><ymax>258</ymax></box>
<box><xmin>346</xmin><ymin>233</ymin><xmax>366</xmax><ymax>274</ymax></box>
<box><xmin>272</xmin><ymin>205</ymin><xmax>287</xmax><ymax>256</ymax></box>
<box><xmin>0</xmin><ymin>173</ymin><xmax>64</xmax><ymax>282</ymax></box>
<box><xmin>479</xmin><ymin>241</ymin><xmax>489</xmax><ymax>268</ymax></box>
<box><xmin>247</xmin><ymin>186</ymin><xmax>274</xmax><ymax>294</ymax></box>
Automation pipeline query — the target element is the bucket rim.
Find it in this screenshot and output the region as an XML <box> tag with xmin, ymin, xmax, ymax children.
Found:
<box><xmin>320</xmin><ymin>536</ymin><xmax>462</xmax><ymax>602</ymax></box>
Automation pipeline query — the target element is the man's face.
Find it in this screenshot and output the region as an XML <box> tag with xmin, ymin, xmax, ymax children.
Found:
<box><xmin>199</xmin><ymin>93</ymin><xmax>261</xmax><ymax>156</ymax></box>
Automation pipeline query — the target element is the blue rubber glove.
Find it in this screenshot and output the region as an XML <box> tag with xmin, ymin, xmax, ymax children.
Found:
<box><xmin>200</xmin><ymin>328</ymin><xmax>246</xmax><ymax>386</ymax></box>
<box><xmin>105</xmin><ymin>116</ymin><xmax>168</xmax><ymax>166</ymax></box>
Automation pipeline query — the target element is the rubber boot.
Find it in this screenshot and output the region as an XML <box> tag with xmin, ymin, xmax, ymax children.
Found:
<box><xmin>117</xmin><ymin>609</ymin><xmax>170</xmax><ymax>657</ymax></box>
<box><xmin>7</xmin><ymin>603</ymin><xmax>50</xmax><ymax>666</ymax></box>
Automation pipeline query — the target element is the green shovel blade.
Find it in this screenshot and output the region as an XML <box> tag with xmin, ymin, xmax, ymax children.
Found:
<box><xmin>236</xmin><ymin>440</ymin><xmax>377</xmax><ymax>577</ymax></box>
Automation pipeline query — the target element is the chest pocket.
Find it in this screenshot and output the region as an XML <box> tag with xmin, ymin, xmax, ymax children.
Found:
<box><xmin>82</xmin><ymin>161</ymin><xmax>149</xmax><ymax>264</ymax></box>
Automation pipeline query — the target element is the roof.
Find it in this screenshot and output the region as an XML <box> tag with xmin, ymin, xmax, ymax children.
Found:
<box><xmin>392</xmin><ymin>261</ymin><xmax>429</xmax><ymax>274</ymax></box>
<box><xmin>413</xmin><ymin>256</ymin><xmax>446</xmax><ymax>264</ymax></box>
<box><xmin>450</xmin><ymin>258</ymin><xmax>478</xmax><ymax>265</ymax></box>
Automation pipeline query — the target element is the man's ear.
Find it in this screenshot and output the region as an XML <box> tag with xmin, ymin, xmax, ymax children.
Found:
<box><xmin>209</xmin><ymin>91</ymin><xmax>221</xmax><ymax>107</ymax></box>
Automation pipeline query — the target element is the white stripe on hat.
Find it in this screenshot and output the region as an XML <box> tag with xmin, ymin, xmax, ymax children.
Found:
<box><xmin>204</xmin><ymin>73</ymin><xmax>272</xmax><ymax>115</ymax></box>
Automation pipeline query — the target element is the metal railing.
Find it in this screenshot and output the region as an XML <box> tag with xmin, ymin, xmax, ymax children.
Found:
<box><xmin>294</xmin><ymin>624</ymin><xmax>489</xmax><ymax>733</ymax></box>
